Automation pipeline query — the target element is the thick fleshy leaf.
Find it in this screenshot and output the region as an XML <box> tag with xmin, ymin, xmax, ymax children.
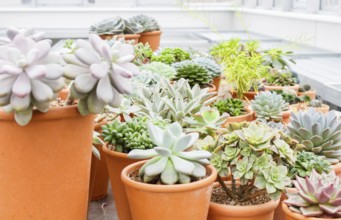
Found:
<box><xmin>41</xmin><ymin>78</ymin><xmax>64</xmax><ymax>93</ymax></box>
<box><xmin>173</xmin><ymin>133</ymin><xmax>199</xmax><ymax>152</ymax></box>
<box><xmin>96</xmin><ymin>75</ymin><xmax>113</xmax><ymax>103</ymax></box>
<box><xmin>154</xmin><ymin>147</ymin><xmax>172</xmax><ymax>157</ymax></box>
<box><xmin>32</xmin><ymin>40</ymin><xmax>51</xmax><ymax>61</ymax></box>
<box><xmin>0</xmin><ymin>75</ymin><xmax>16</xmax><ymax>97</ymax></box>
<box><xmin>191</xmin><ymin>162</ymin><xmax>206</xmax><ymax>178</ymax></box>
<box><xmin>118</xmin><ymin>63</ymin><xmax>140</xmax><ymax>76</ymax></box>
<box><xmin>162</xmin><ymin>130</ymin><xmax>175</xmax><ymax>149</ymax></box>
<box><xmin>87</xmin><ymin>89</ymin><xmax>105</xmax><ymax>114</ymax></box>
<box><xmin>75</xmin><ymin>39</ymin><xmax>93</xmax><ymax>52</ymax></box>
<box><xmin>74</xmin><ymin>74</ymin><xmax>97</xmax><ymax>93</ymax></box>
<box><xmin>12</xmin><ymin>74</ymin><xmax>31</xmax><ymax>97</ymax></box>
<box><xmin>177</xmin><ymin>151</ymin><xmax>211</xmax><ymax>160</ymax></box>
<box><xmin>90</xmin><ymin>63</ymin><xmax>109</xmax><ymax>79</ymax></box>
<box><xmin>139</xmin><ymin>156</ymin><xmax>160</xmax><ymax>176</ymax></box>
<box><xmin>44</xmin><ymin>64</ymin><xmax>63</xmax><ymax>79</ymax></box>
<box><xmin>26</xmin><ymin>65</ymin><xmax>47</xmax><ymax>79</ymax></box>
<box><xmin>7</xmin><ymin>27</ymin><xmax>19</xmax><ymax>40</ymax></box>
<box><xmin>145</xmin><ymin>156</ymin><xmax>168</xmax><ymax>176</ymax></box>
<box><xmin>63</xmin><ymin>54</ymin><xmax>87</xmax><ymax>67</ymax></box>
<box><xmin>161</xmin><ymin>160</ymin><xmax>179</xmax><ymax>185</ymax></box>
<box><xmin>11</xmin><ymin>94</ymin><xmax>30</xmax><ymax>111</ymax></box>
<box><xmin>14</xmin><ymin>107</ymin><xmax>33</xmax><ymax>126</ymax></box>
<box><xmin>116</xmin><ymin>54</ymin><xmax>135</xmax><ymax>64</ymax></box>
<box><xmin>2</xmin><ymin>64</ymin><xmax>22</xmax><ymax>75</ymax></box>
<box><xmin>77</xmin><ymin>97</ymin><xmax>90</xmax><ymax>116</ymax></box>
<box><xmin>0</xmin><ymin>93</ymin><xmax>11</xmax><ymax>106</ymax></box>
<box><xmin>12</xmin><ymin>35</ymin><xmax>28</xmax><ymax>54</ymax></box>
<box><xmin>147</xmin><ymin>122</ymin><xmax>163</xmax><ymax>146</ymax></box>
<box><xmin>75</xmin><ymin>48</ymin><xmax>100</xmax><ymax>65</ymax></box>
<box><xmin>31</xmin><ymin>80</ymin><xmax>54</xmax><ymax>102</ymax></box>
<box><xmin>170</xmin><ymin>155</ymin><xmax>195</xmax><ymax>175</ymax></box>
<box><xmin>110</xmin><ymin>70</ymin><xmax>132</xmax><ymax>95</ymax></box>
<box><xmin>167</xmin><ymin>122</ymin><xmax>182</xmax><ymax>137</ymax></box>
<box><xmin>63</xmin><ymin>64</ymin><xmax>89</xmax><ymax>79</ymax></box>
<box><xmin>128</xmin><ymin>149</ymin><xmax>157</xmax><ymax>159</ymax></box>
<box><xmin>178</xmin><ymin>172</ymin><xmax>191</xmax><ymax>184</ymax></box>
<box><xmin>107</xmin><ymin>87</ymin><xmax>121</xmax><ymax>108</ymax></box>
<box><xmin>113</xmin><ymin>64</ymin><xmax>133</xmax><ymax>78</ymax></box>
<box><xmin>300</xmin><ymin>205</ymin><xmax>323</xmax><ymax>217</ymax></box>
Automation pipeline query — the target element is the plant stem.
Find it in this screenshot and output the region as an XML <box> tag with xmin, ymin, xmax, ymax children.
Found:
<box><xmin>65</xmin><ymin>93</ymin><xmax>74</xmax><ymax>106</ymax></box>
<box><xmin>217</xmin><ymin>175</ymin><xmax>235</xmax><ymax>199</ymax></box>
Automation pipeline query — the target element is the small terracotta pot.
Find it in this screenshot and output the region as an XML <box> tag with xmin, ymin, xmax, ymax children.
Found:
<box><xmin>297</xmin><ymin>90</ymin><xmax>316</xmax><ymax>100</ymax></box>
<box><xmin>208</xmin><ymin>83</ymin><xmax>217</xmax><ymax>93</ymax></box>
<box><xmin>99</xmin><ymin>34</ymin><xmax>140</xmax><ymax>44</ymax></box>
<box><xmin>264</xmin><ymin>84</ymin><xmax>299</xmax><ymax>92</ymax></box>
<box><xmin>102</xmin><ymin>144</ymin><xmax>140</xmax><ymax>220</ymax></box>
<box><xmin>138</xmin><ymin>30</ymin><xmax>162</xmax><ymax>51</ymax></box>
<box><xmin>252</xmin><ymin>109</ymin><xmax>291</xmax><ymax>124</ymax></box>
<box><xmin>282</xmin><ymin>203</ymin><xmax>329</xmax><ymax>220</ymax></box>
<box><xmin>230</xmin><ymin>90</ymin><xmax>258</xmax><ymax>101</ymax></box>
<box><xmin>223</xmin><ymin>107</ymin><xmax>254</xmax><ymax>127</ymax></box>
<box><xmin>0</xmin><ymin>106</ymin><xmax>95</xmax><ymax>219</ymax></box>
<box><xmin>290</xmin><ymin>104</ymin><xmax>330</xmax><ymax>114</ymax></box>
<box><xmin>274</xmin><ymin>188</ymin><xmax>297</xmax><ymax>220</ymax></box>
<box><xmin>333</xmin><ymin>163</ymin><xmax>341</xmax><ymax>179</ymax></box>
<box><xmin>208</xmin><ymin>182</ymin><xmax>279</xmax><ymax>220</ymax></box>
<box><xmin>122</xmin><ymin>161</ymin><xmax>217</xmax><ymax>220</ymax></box>
<box><xmin>212</xmin><ymin>76</ymin><xmax>222</xmax><ymax>92</ymax></box>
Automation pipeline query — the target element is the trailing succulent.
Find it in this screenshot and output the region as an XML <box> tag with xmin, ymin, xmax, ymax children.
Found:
<box><xmin>151</xmin><ymin>47</ymin><xmax>190</xmax><ymax>65</ymax></box>
<box><xmin>63</xmin><ymin>34</ymin><xmax>139</xmax><ymax>115</ymax></box>
<box><xmin>285</xmin><ymin>170</ymin><xmax>341</xmax><ymax>218</ymax></box>
<box><xmin>211</xmin><ymin>121</ymin><xmax>298</xmax><ymax>201</ymax></box>
<box><xmin>287</xmin><ymin>109</ymin><xmax>341</xmax><ymax>164</ymax></box>
<box><xmin>213</xmin><ymin>98</ymin><xmax>246</xmax><ymax>117</ymax></box>
<box><xmin>192</xmin><ymin>57</ymin><xmax>222</xmax><ymax>78</ymax></box>
<box><xmin>251</xmin><ymin>91</ymin><xmax>289</xmax><ymax>122</ymax></box>
<box><xmin>0</xmin><ymin>33</ymin><xmax>64</xmax><ymax>125</ymax></box>
<box><xmin>139</xmin><ymin>61</ymin><xmax>176</xmax><ymax>79</ymax></box>
<box><xmin>172</xmin><ymin>60</ymin><xmax>212</xmax><ymax>87</ymax></box>
<box><xmin>129</xmin><ymin>14</ymin><xmax>160</xmax><ymax>32</ymax></box>
<box><xmin>128</xmin><ymin>122</ymin><xmax>211</xmax><ymax>185</ymax></box>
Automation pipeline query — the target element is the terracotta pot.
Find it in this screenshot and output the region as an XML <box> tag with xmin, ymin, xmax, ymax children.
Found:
<box><xmin>102</xmin><ymin>144</ymin><xmax>140</xmax><ymax>220</ymax></box>
<box><xmin>223</xmin><ymin>107</ymin><xmax>254</xmax><ymax>127</ymax></box>
<box><xmin>0</xmin><ymin>106</ymin><xmax>95</xmax><ymax>220</ymax></box>
<box><xmin>274</xmin><ymin>188</ymin><xmax>297</xmax><ymax>220</ymax></box>
<box><xmin>264</xmin><ymin>84</ymin><xmax>299</xmax><ymax>92</ymax></box>
<box><xmin>208</xmin><ymin>83</ymin><xmax>217</xmax><ymax>93</ymax></box>
<box><xmin>99</xmin><ymin>34</ymin><xmax>140</xmax><ymax>44</ymax></box>
<box><xmin>212</xmin><ymin>76</ymin><xmax>222</xmax><ymax>92</ymax></box>
<box><xmin>122</xmin><ymin>161</ymin><xmax>217</xmax><ymax>220</ymax></box>
<box><xmin>58</xmin><ymin>88</ymin><xmax>69</xmax><ymax>100</ymax></box>
<box><xmin>297</xmin><ymin>90</ymin><xmax>316</xmax><ymax>100</ymax></box>
<box><xmin>333</xmin><ymin>163</ymin><xmax>341</xmax><ymax>179</ymax></box>
<box><xmin>290</xmin><ymin>104</ymin><xmax>330</xmax><ymax>114</ymax></box>
<box><xmin>282</xmin><ymin>203</ymin><xmax>330</xmax><ymax>220</ymax></box>
<box><xmin>252</xmin><ymin>109</ymin><xmax>291</xmax><ymax>124</ymax></box>
<box><xmin>208</xmin><ymin>182</ymin><xmax>279</xmax><ymax>220</ymax></box>
<box><xmin>89</xmin><ymin>120</ymin><xmax>109</xmax><ymax>201</ymax></box>
<box><xmin>138</xmin><ymin>30</ymin><xmax>162</xmax><ymax>51</ymax></box>
<box><xmin>230</xmin><ymin>90</ymin><xmax>258</xmax><ymax>101</ymax></box>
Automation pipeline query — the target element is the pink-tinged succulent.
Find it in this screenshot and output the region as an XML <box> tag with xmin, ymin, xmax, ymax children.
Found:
<box><xmin>0</xmin><ymin>34</ymin><xmax>64</xmax><ymax>126</ymax></box>
<box><xmin>0</xmin><ymin>27</ymin><xmax>45</xmax><ymax>45</ymax></box>
<box><xmin>63</xmin><ymin>34</ymin><xmax>139</xmax><ymax>115</ymax></box>
<box><xmin>285</xmin><ymin>170</ymin><xmax>341</xmax><ymax>218</ymax></box>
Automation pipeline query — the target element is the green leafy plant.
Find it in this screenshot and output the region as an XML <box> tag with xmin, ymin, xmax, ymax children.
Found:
<box><xmin>288</xmin><ymin>109</ymin><xmax>341</xmax><ymax>164</ymax></box>
<box><xmin>265</xmin><ymin>70</ymin><xmax>297</xmax><ymax>86</ymax></box>
<box><xmin>192</xmin><ymin>57</ymin><xmax>222</xmax><ymax>78</ymax></box>
<box><xmin>129</xmin><ymin>14</ymin><xmax>160</xmax><ymax>32</ymax></box>
<box><xmin>213</xmin><ymin>98</ymin><xmax>246</xmax><ymax>117</ymax></box>
<box><xmin>172</xmin><ymin>60</ymin><xmax>212</xmax><ymax>86</ymax></box>
<box><xmin>274</xmin><ymin>90</ymin><xmax>310</xmax><ymax>104</ymax></box>
<box><xmin>128</xmin><ymin>122</ymin><xmax>211</xmax><ymax>185</ymax></box>
<box><xmin>139</xmin><ymin>62</ymin><xmax>176</xmax><ymax>79</ymax></box>
<box><xmin>262</xmin><ymin>48</ymin><xmax>295</xmax><ymax>70</ymax></box>
<box><xmin>151</xmin><ymin>47</ymin><xmax>190</xmax><ymax>65</ymax></box>
<box><xmin>133</xmin><ymin>42</ymin><xmax>153</xmax><ymax>66</ymax></box>
<box><xmin>285</xmin><ymin>170</ymin><xmax>341</xmax><ymax>218</ymax></box>
<box><xmin>251</xmin><ymin>91</ymin><xmax>289</xmax><ymax>122</ymax></box>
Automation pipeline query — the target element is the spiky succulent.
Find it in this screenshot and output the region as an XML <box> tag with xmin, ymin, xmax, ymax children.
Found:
<box><xmin>63</xmin><ymin>34</ymin><xmax>139</xmax><ymax>115</ymax></box>
<box><xmin>266</xmin><ymin>70</ymin><xmax>297</xmax><ymax>86</ymax></box>
<box><xmin>308</xmin><ymin>99</ymin><xmax>323</xmax><ymax>107</ymax></box>
<box><xmin>129</xmin><ymin>14</ymin><xmax>160</xmax><ymax>32</ymax></box>
<box><xmin>285</xmin><ymin>170</ymin><xmax>341</xmax><ymax>218</ymax></box>
<box><xmin>251</xmin><ymin>91</ymin><xmax>289</xmax><ymax>122</ymax></box>
<box><xmin>0</xmin><ymin>27</ymin><xmax>44</xmax><ymax>45</ymax></box>
<box><xmin>151</xmin><ymin>48</ymin><xmax>190</xmax><ymax>65</ymax></box>
<box><xmin>290</xmin><ymin>151</ymin><xmax>331</xmax><ymax>178</ymax></box>
<box><xmin>132</xmin><ymin>70</ymin><xmax>164</xmax><ymax>88</ymax></box>
<box><xmin>213</xmin><ymin>98</ymin><xmax>246</xmax><ymax>117</ymax></box>
<box><xmin>133</xmin><ymin>42</ymin><xmax>153</xmax><ymax>66</ymax></box>
<box><xmin>192</xmin><ymin>57</ymin><xmax>222</xmax><ymax>78</ymax></box>
<box><xmin>105</xmin><ymin>97</ymin><xmax>140</xmax><ymax>122</ymax></box>
<box><xmin>298</xmin><ymin>84</ymin><xmax>311</xmax><ymax>92</ymax></box>
<box><xmin>128</xmin><ymin>122</ymin><xmax>211</xmax><ymax>185</ymax></box>
<box><xmin>287</xmin><ymin>109</ymin><xmax>341</xmax><ymax>164</ymax></box>
<box><xmin>172</xmin><ymin>61</ymin><xmax>212</xmax><ymax>86</ymax></box>
<box><xmin>139</xmin><ymin>62</ymin><xmax>176</xmax><ymax>79</ymax></box>
<box><xmin>89</xmin><ymin>17</ymin><xmax>126</xmax><ymax>35</ymax></box>
<box><xmin>0</xmin><ymin>34</ymin><xmax>64</xmax><ymax>125</ymax></box>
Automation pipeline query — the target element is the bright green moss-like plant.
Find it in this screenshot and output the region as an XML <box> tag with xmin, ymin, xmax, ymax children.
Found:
<box><xmin>151</xmin><ymin>47</ymin><xmax>190</xmax><ymax>65</ymax></box>
<box><xmin>172</xmin><ymin>60</ymin><xmax>212</xmax><ymax>86</ymax></box>
<box><xmin>213</xmin><ymin>98</ymin><xmax>246</xmax><ymax>117</ymax></box>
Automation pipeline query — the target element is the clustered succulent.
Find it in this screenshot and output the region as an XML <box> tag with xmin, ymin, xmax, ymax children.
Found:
<box><xmin>213</xmin><ymin>98</ymin><xmax>246</xmax><ymax>117</ymax></box>
<box><xmin>133</xmin><ymin>42</ymin><xmax>153</xmax><ymax>66</ymax></box>
<box><xmin>151</xmin><ymin>47</ymin><xmax>190</xmax><ymax>65</ymax></box>
<box><xmin>288</xmin><ymin>109</ymin><xmax>341</xmax><ymax>164</ymax></box>
<box><xmin>192</xmin><ymin>57</ymin><xmax>222</xmax><ymax>78</ymax></box>
<box><xmin>90</xmin><ymin>17</ymin><xmax>127</xmax><ymax>35</ymax></box>
<box><xmin>266</xmin><ymin>70</ymin><xmax>297</xmax><ymax>86</ymax></box>
<box><xmin>129</xmin><ymin>14</ymin><xmax>160</xmax><ymax>32</ymax></box>
<box><xmin>0</xmin><ymin>27</ymin><xmax>44</xmax><ymax>45</ymax></box>
<box><xmin>251</xmin><ymin>91</ymin><xmax>289</xmax><ymax>122</ymax></box>
<box><xmin>298</xmin><ymin>84</ymin><xmax>312</xmax><ymax>92</ymax></box>
<box><xmin>274</xmin><ymin>90</ymin><xmax>310</xmax><ymax>105</ymax></box>
<box><xmin>285</xmin><ymin>170</ymin><xmax>341</xmax><ymax>218</ymax></box>
<box><xmin>128</xmin><ymin>122</ymin><xmax>211</xmax><ymax>185</ymax></box>
<box><xmin>139</xmin><ymin>61</ymin><xmax>176</xmax><ymax>79</ymax></box>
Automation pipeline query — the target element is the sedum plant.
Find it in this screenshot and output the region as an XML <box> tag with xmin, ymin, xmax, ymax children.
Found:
<box><xmin>151</xmin><ymin>47</ymin><xmax>190</xmax><ymax>65</ymax></box>
<box><xmin>265</xmin><ymin>70</ymin><xmax>297</xmax><ymax>86</ymax></box>
<box><xmin>128</xmin><ymin>122</ymin><xmax>212</xmax><ymax>185</ymax></box>
<box><xmin>285</xmin><ymin>170</ymin><xmax>341</xmax><ymax>218</ymax></box>
<box><xmin>133</xmin><ymin>42</ymin><xmax>153</xmax><ymax>66</ymax></box>
<box><xmin>287</xmin><ymin>109</ymin><xmax>341</xmax><ymax>164</ymax></box>
<box><xmin>139</xmin><ymin>61</ymin><xmax>176</xmax><ymax>79</ymax></box>
<box><xmin>63</xmin><ymin>34</ymin><xmax>139</xmax><ymax>115</ymax></box>
<box><xmin>274</xmin><ymin>89</ymin><xmax>310</xmax><ymax>105</ymax></box>
<box><xmin>0</xmin><ymin>34</ymin><xmax>64</xmax><ymax>125</ymax></box>
<box><xmin>129</xmin><ymin>14</ymin><xmax>160</xmax><ymax>32</ymax></box>
<box><xmin>251</xmin><ymin>91</ymin><xmax>289</xmax><ymax>122</ymax></box>
<box><xmin>213</xmin><ymin>98</ymin><xmax>246</xmax><ymax>117</ymax></box>
<box><xmin>192</xmin><ymin>57</ymin><xmax>222</xmax><ymax>78</ymax></box>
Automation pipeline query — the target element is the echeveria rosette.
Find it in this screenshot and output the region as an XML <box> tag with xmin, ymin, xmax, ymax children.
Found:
<box><xmin>63</xmin><ymin>34</ymin><xmax>139</xmax><ymax>115</ymax></box>
<box><xmin>0</xmin><ymin>27</ymin><xmax>45</xmax><ymax>46</ymax></box>
<box><xmin>128</xmin><ymin>122</ymin><xmax>212</xmax><ymax>185</ymax></box>
<box><xmin>0</xmin><ymin>34</ymin><xmax>64</xmax><ymax>126</ymax></box>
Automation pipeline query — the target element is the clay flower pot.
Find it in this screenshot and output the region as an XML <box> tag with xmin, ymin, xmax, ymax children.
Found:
<box><xmin>223</xmin><ymin>107</ymin><xmax>254</xmax><ymax>127</ymax></box>
<box><xmin>282</xmin><ymin>203</ymin><xmax>330</xmax><ymax>220</ymax></box>
<box><xmin>0</xmin><ymin>106</ymin><xmax>95</xmax><ymax>219</ymax></box>
<box><xmin>333</xmin><ymin>163</ymin><xmax>341</xmax><ymax>179</ymax></box>
<box><xmin>138</xmin><ymin>30</ymin><xmax>162</xmax><ymax>51</ymax></box>
<box><xmin>207</xmin><ymin>83</ymin><xmax>217</xmax><ymax>93</ymax></box>
<box><xmin>212</xmin><ymin>76</ymin><xmax>222</xmax><ymax>92</ymax></box>
<box><xmin>121</xmin><ymin>161</ymin><xmax>217</xmax><ymax>220</ymax></box>
<box><xmin>102</xmin><ymin>144</ymin><xmax>140</xmax><ymax>220</ymax></box>
<box><xmin>297</xmin><ymin>90</ymin><xmax>316</xmax><ymax>100</ymax></box>
<box><xmin>230</xmin><ymin>90</ymin><xmax>259</xmax><ymax>101</ymax></box>
<box><xmin>208</xmin><ymin>183</ymin><xmax>280</xmax><ymax>220</ymax></box>
<box><xmin>58</xmin><ymin>88</ymin><xmax>69</xmax><ymax>100</ymax></box>
<box><xmin>274</xmin><ymin>188</ymin><xmax>297</xmax><ymax>220</ymax></box>
<box><xmin>252</xmin><ymin>109</ymin><xmax>291</xmax><ymax>124</ymax></box>
<box><xmin>290</xmin><ymin>104</ymin><xmax>330</xmax><ymax>114</ymax></box>
<box><xmin>99</xmin><ymin>34</ymin><xmax>140</xmax><ymax>44</ymax></box>
<box><xmin>264</xmin><ymin>84</ymin><xmax>299</xmax><ymax>92</ymax></box>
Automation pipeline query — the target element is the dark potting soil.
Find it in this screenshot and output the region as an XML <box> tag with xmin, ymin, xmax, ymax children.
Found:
<box><xmin>211</xmin><ymin>185</ymin><xmax>271</xmax><ymax>206</ymax></box>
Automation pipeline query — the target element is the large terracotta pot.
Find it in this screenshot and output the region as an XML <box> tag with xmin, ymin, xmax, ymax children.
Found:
<box><xmin>274</xmin><ymin>188</ymin><xmax>297</xmax><ymax>220</ymax></box>
<box><xmin>0</xmin><ymin>106</ymin><xmax>95</xmax><ymax>220</ymax></box>
<box><xmin>208</xmin><ymin>83</ymin><xmax>217</xmax><ymax>93</ymax></box>
<box><xmin>230</xmin><ymin>90</ymin><xmax>258</xmax><ymax>101</ymax></box>
<box><xmin>333</xmin><ymin>163</ymin><xmax>341</xmax><ymax>179</ymax></box>
<box><xmin>99</xmin><ymin>34</ymin><xmax>140</xmax><ymax>44</ymax></box>
<box><xmin>138</xmin><ymin>30</ymin><xmax>162</xmax><ymax>51</ymax></box>
<box><xmin>102</xmin><ymin>144</ymin><xmax>140</xmax><ymax>220</ymax></box>
<box><xmin>223</xmin><ymin>107</ymin><xmax>254</xmax><ymax>127</ymax></box>
<box><xmin>290</xmin><ymin>104</ymin><xmax>330</xmax><ymax>114</ymax></box>
<box><xmin>121</xmin><ymin>161</ymin><xmax>217</xmax><ymax>220</ymax></box>
<box><xmin>208</xmin><ymin>182</ymin><xmax>280</xmax><ymax>220</ymax></box>
<box><xmin>264</xmin><ymin>84</ymin><xmax>299</xmax><ymax>92</ymax></box>
<box><xmin>212</xmin><ymin>76</ymin><xmax>222</xmax><ymax>92</ymax></box>
<box><xmin>282</xmin><ymin>203</ymin><xmax>330</xmax><ymax>220</ymax></box>
<box><xmin>297</xmin><ymin>90</ymin><xmax>316</xmax><ymax>100</ymax></box>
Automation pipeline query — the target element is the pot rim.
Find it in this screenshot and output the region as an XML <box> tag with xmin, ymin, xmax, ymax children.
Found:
<box><xmin>102</xmin><ymin>143</ymin><xmax>132</xmax><ymax>160</ymax></box>
<box><xmin>282</xmin><ymin>203</ymin><xmax>327</xmax><ymax>220</ymax></box>
<box><xmin>140</xmin><ymin>30</ymin><xmax>162</xmax><ymax>36</ymax></box>
<box><xmin>264</xmin><ymin>84</ymin><xmax>300</xmax><ymax>89</ymax></box>
<box><xmin>227</xmin><ymin>106</ymin><xmax>253</xmax><ymax>119</ymax></box>
<box><xmin>121</xmin><ymin>160</ymin><xmax>217</xmax><ymax>193</ymax></box>
<box><xmin>99</xmin><ymin>33</ymin><xmax>141</xmax><ymax>38</ymax></box>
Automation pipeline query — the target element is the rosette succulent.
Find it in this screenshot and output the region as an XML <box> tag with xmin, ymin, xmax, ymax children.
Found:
<box><xmin>0</xmin><ymin>27</ymin><xmax>44</xmax><ymax>45</ymax></box>
<box><xmin>288</xmin><ymin>109</ymin><xmax>341</xmax><ymax>164</ymax></box>
<box><xmin>128</xmin><ymin>122</ymin><xmax>211</xmax><ymax>185</ymax></box>
<box><xmin>298</xmin><ymin>84</ymin><xmax>312</xmax><ymax>92</ymax></box>
<box><xmin>192</xmin><ymin>57</ymin><xmax>222</xmax><ymax>78</ymax></box>
<box><xmin>213</xmin><ymin>98</ymin><xmax>246</xmax><ymax>117</ymax></box>
<box><xmin>266</xmin><ymin>70</ymin><xmax>297</xmax><ymax>86</ymax></box>
<box><xmin>63</xmin><ymin>34</ymin><xmax>139</xmax><ymax>115</ymax></box>
<box><xmin>139</xmin><ymin>62</ymin><xmax>176</xmax><ymax>79</ymax></box>
<box><xmin>285</xmin><ymin>170</ymin><xmax>341</xmax><ymax>218</ymax></box>
<box><xmin>172</xmin><ymin>60</ymin><xmax>212</xmax><ymax>86</ymax></box>
<box><xmin>89</xmin><ymin>17</ymin><xmax>125</xmax><ymax>35</ymax></box>
<box><xmin>129</xmin><ymin>14</ymin><xmax>160</xmax><ymax>32</ymax></box>
<box><xmin>251</xmin><ymin>91</ymin><xmax>289</xmax><ymax>122</ymax></box>
<box><xmin>0</xmin><ymin>34</ymin><xmax>64</xmax><ymax>125</ymax></box>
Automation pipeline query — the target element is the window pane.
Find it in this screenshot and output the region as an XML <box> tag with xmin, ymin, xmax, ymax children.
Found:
<box><xmin>293</xmin><ymin>0</ymin><xmax>306</xmax><ymax>9</ymax></box>
<box><xmin>274</xmin><ymin>0</ymin><xmax>282</xmax><ymax>7</ymax></box>
<box><xmin>321</xmin><ymin>0</ymin><xmax>339</xmax><ymax>11</ymax></box>
<box><xmin>35</xmin><ymin>0</ymin><xmax>84</xmax><ymax>5</ymax></box>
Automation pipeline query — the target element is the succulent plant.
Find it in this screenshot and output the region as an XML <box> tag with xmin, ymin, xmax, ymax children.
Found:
<box><xmin>0</xmin><ymin>34</ymin><xmax>64</xmax><ymax>125</ymax></box>
<box><xmin>285</xmin><ymin>170</ymin><xmax>341</xmax><ymax>218</ymax></box>
<box><xmin>92</xmin><ymin>131</ymin><xmax>104</xmax><ymax>160</ymax></box>
<box><xmin>133</xmin><ymin>42</ymin><xmax>153</xmax><ymax>66</ymax></box>
<box><xmin>123</xmin><ymin>19</ymin><xmax>144</xmax><ymax>34</ymax></box>
<box><xmin>172</xmin><ymin>61</ymin><xmax>212</xmax><ymax>87</ymax></box>
<box><xmin>129</xmin><ymin>14</ymin><xmax>160</xmax><ymax>32</ymax></box>
<box><xmin>0</xmin><ymin>27</ymin><xmax>45</xmax><ymax>45</ymax></box>
<box><xmin>105</xmin><ymin>97</ymin><xmax>141</xmax><ymax>122</ymax></box>
<box><xmin>192</xmin><ymin>57</ymin><xmax>222</xmax><ymax>78</ymax></box>
<box><xmin>290</xmin><ymin>151</ymin><xmax>331</xmax><ymax>178</ymax></box>
<box><xmin>298</xmin><ymin>84</ymin><xmax>312</xmax><ymax>92</ymax></box>
<box><xmin>308</xmin><ymin>99</ymin><xmax>323</xmax><ymax>107</ymax></box>
<box><xmin>287</xmin><ymin>109</ymin><xmax>341</xmax><ymax>164</ymax></box>
<box><xmin>63</xmin><ymin>34</ymin><xmax>139</xmax><ymax>115</ymax></box>
<box><xmin>151</xmin><ymin>48</ymin><xmax>190</xmax><ymax>65</ymax></box>
<box><xmin>89</xmin><ymin>17</ymin><xmax>126</xmax><ymax>35</ymax></box>
<box><xmin>266</xmin><ymin>70</ymin><xmax>297</xmax><ymax>87</ymax></box>
<box><xmin>213</xmin><ymin>98</ymin><xmax>246</xmax><ymax>117</ymax></box>
<box><xmin>251</xmin><ymin>91</ymin><xmax>289</xmax><ymax>122</ymax></box>
<box><xmin>128</xmin><ymin>122</ymin><xmax>211</xmax><ymax>185</ymax></box>
<box><xmin>263</xmin><ymin>48</ymin><xmax>295</xmax><ymax>70</ymax></box>
<box><xmin>139</xmin><ymin>62</ymin><xmax>176</xmax><ymax>79</ymax></box>
<box><xmin>132</xmin><ymin>70</ymin><xmax>165</xmax><ymax>88</ymax></box>
<box><xmin>274</xmin><ymin>90</ymin><xmax>310</xmax><ymax>105</ymax></box>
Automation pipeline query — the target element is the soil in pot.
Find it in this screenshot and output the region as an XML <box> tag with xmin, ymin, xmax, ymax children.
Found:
<box><xmin>121</xmin><ymin>161</ymin><xmax>217</xmax><ymax>220</ymax></box>
<box><xmin>138</xmin><ymin>31</ymin><xmax>162</xmax><ymax>51</ymax></box>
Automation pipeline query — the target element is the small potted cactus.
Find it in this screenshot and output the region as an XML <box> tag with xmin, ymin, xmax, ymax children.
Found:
<box><xmin>297</xmin><ymin>84</ymin><xmax>316</xmax><ymax>100</ymax></box>
<box><xmin>282</xmin><ymin>170</ymin><xmax>341</xmax><ymax>219</ymax></box>
<box><xmin>251</xmin><ymin>91</ymin><xmax>291</xmax><ymax>123</ymax></box>
<box><xmin>129</xmin><ymin>14</ymin><xmax>162</xmax><ymax>51</ymax></box>
<box><xmin>122</xmin><ymin>122</ymin><xmax>217</xmax><ymax>220</ymax></box>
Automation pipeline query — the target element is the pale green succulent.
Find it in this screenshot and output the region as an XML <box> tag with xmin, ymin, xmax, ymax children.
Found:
<box><xmin>129</xmin><ymin>14</ymin><xmax>160</xmax><ymax>32</ymax></box>
<box><xmin>89</xmin><ymin>17</ymin><xmax>125</xmax><ymax>35</ymax></box>
<box><xmin>128</xmin><ymin>122</ymin><xmax>211</xmax><ymax>185</ymax></box>
<box><xmin>132</xmin><ymin>70</ymin><xmax>165</xmax><ymax>88</ymax></box>
<box><xmin>251</xmin><ymin>91</ymin><xmax>289</xmax><ymax>122</ymax></box>
<box><xmin>139</xmin><ymin>62</ymin><xmax>176</xmax><ymax>79</ymax></box>
<box><xmin>172</xmin><ymin>60</ymin><xmax>212</xmax><ymax>86</ymax></box>
<box><xmin>105</xmin><ymin>97</ymin><xmax>141</xmax><ymax>122</ymax></box>
<box><xmin>308</xmin><ymin>99</ymin><xmax>323</xmax><ymax>107</ymax></box>
<box><xmin>92</xmin><ymin>131</ymin><xmax>104</xmax><ymax>160</ymax></box>
<box><xmin>288</xmin><ymin>109</ymin><xmax>341</xmax><ymax>164</ymax></box>
<box><xmin>193</xmin><ymin>57</ymin><xmax>222</xmax><ymax>78</ymax></box>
